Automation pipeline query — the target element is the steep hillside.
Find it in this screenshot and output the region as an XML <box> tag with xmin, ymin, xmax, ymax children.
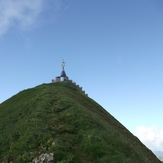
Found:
<box><xmin>0</xmin><ymin>82</ymin><xmax>161</xmax><ymax>163</ymax></box>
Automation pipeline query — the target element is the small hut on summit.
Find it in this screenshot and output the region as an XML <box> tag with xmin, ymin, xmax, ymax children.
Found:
<box><xmin>52</xmin><ymin>60</ymin><xmax>69</xmax><ymax>83</ymax></box>
<box><xmin>51</xmin><ymin>60</ymin><xmax>88</xmax><ymax>96</ymax></box>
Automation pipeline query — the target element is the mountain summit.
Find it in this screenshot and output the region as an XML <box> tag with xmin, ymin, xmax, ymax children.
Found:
<box><xmin>0</xmin><ymin>82</ymin><xmax>161</xmax><ymax>162</ymax></box>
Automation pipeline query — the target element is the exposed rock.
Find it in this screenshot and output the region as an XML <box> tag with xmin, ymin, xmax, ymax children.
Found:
<box><xmin>32</xmin><ymin>153</ymin><xmax>54</xmax><ymax>163</ymax></box>
<box><xmin>52</xmin><ymin>141</ymin><xmax>55</xmax><ymax>146</ymax></box>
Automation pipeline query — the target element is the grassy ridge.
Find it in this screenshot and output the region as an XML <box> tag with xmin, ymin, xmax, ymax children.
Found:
<box><xmin>0</xmin><ymin>82</ymin><xmax>161</xmax><ymax>162</ymax></box>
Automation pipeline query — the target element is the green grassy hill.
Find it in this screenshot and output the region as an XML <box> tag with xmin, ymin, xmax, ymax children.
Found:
<box><xmin>0</xmin><ymin>82</ymin><xmax>161</xmax><ymax>163</ymax></box>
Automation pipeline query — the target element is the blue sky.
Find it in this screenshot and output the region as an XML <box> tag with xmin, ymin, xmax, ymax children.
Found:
<box><xmin>0</xmin><ymin>0</ymin><xmax>163</xmax><ymax>152</ymax></box>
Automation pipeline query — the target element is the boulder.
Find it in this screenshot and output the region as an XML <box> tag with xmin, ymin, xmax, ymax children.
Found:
<box><xmin>32</xmin><ymin>153</ymin><xmax>54</xmax><ymax>163</ymax></box>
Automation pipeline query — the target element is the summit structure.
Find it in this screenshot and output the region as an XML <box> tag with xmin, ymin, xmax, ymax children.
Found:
<box><xmin>52</xmin><ymin>60</ymin><xmax>69</xmax><ymax>82</ymax></box>
<box><xmin>52</xmin><ymin>60</ymin><xmax>88</xmax><ymax>96</ymax></box>
<box><xmin>60</xmin><ymin>60</ymin><xmax>67</xmax><ymax>77</ymax></box>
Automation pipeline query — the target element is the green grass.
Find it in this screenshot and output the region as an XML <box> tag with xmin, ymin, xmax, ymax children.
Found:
<box><xmin>0</xmin><ymin>82</ymin><xmax>161</xmax><ymax>163</ymax></box>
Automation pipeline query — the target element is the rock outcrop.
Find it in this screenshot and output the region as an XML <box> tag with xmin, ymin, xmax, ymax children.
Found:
<box><xmin>32</xmin><ymin>153</ymin><xmax>54</xmax><ymax>163</ymax></box>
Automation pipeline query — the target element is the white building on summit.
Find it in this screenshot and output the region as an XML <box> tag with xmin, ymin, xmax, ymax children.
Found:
<box><xmin>52</xmin><ymin>60</ymin><xmax>88</xmax><ymax>96</ymax></box>
<box><xmin>52</xmin><ymin>60</ymin><xmax>69</xmax><ymax>83</ymax></box>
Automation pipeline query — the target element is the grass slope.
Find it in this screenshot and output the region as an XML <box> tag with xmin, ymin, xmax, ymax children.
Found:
<box><xmin>0</xmin><ymin>82</ymin><xmax>161</xmax><ymax>163</ymax></box>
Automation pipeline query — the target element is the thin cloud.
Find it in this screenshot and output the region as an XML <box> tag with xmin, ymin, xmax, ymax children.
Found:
<box><xmin>61</xmin><ymin>5</ymin><xmax>70</xmax><ymax>15</ymax></box>
<box><xmin>0</xmin><ymin>0</ymin><xmax>61</xmax><ymax>36</ymax></box>
<box><xmin>134</xmin><ymin>125</ymin><xmax>163</xmax><ymax>152</ymax></box>
<box><xmin>0</xmin><ymin>0</ymin><xmax>44</xmax><ymax>36</ymax></box>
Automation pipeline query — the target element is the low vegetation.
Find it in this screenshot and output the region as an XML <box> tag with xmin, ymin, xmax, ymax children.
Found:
<box><xmin>0</xmin><ymin>82</ymin><xmax>161</xmax><ymax>162</ymax></box>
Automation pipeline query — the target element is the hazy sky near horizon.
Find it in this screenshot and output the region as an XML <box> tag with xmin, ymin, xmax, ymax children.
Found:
<box><xmin>0</xmin><ymin>0</ymin><xmax>163</xmax><ymax>152</ymax></box>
